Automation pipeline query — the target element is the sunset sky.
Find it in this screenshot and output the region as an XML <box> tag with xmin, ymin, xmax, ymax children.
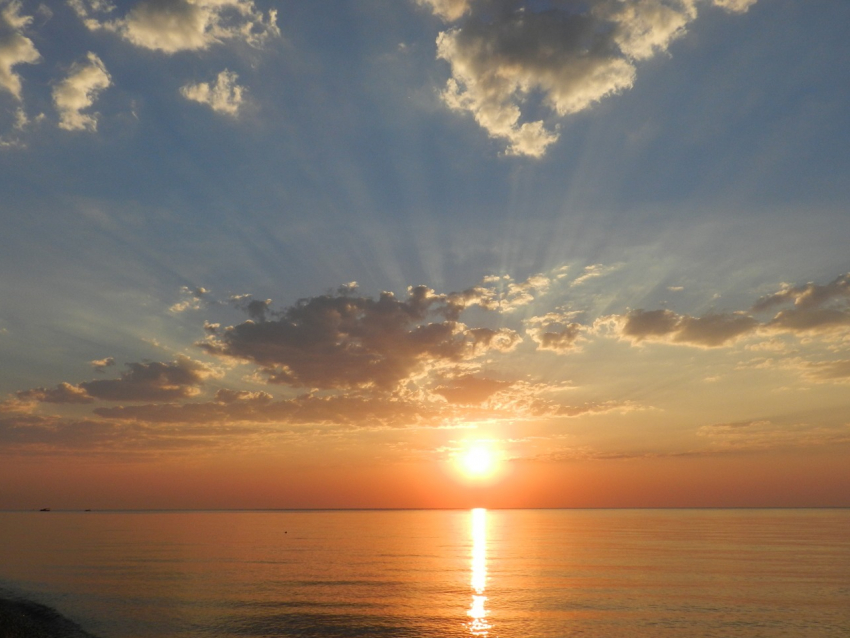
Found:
<box><xmin>1</xmin><ymin>0</ymin><xmax>849</xmax><ymax>509</ymax></box>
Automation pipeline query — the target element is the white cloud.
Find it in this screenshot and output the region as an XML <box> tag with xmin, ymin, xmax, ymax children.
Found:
<box><xmin>425</xmin><ymin>0</ymin><xmax>759</xmax><ymax>157</ymax></box>
<box><xmin>53</xmin><ymin>52</ymin><xmax>111</xmax><ymax>131</ymax></box>
<box><xmin>0</xmin><ymin>0</ymin><xmax>41</xmax><ymax>99</ymax></box>
<box><xmin>711</xmin><ymin>0</ymin><xmax>758</xmax><ymax>13</ymax></box>
<box><xmin>416</xmin><ymin>0</ymin><xmax>471</xmax><ymax>22</ymax></box>
<box><xmin>180</xmin><ymin>69</ymin><xmax>244</xmax><ymax>115</ymax></box>
<box><xmin>69</xmin><ymin>0</ymin><xmax>279</xmax><ymax>54</ymax></box>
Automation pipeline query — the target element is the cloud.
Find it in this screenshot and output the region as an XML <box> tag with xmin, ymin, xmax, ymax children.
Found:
<box><xmin>711</xmin><ymin>0</ymin><xmax>757</xmax><ymax>13</ymax></box>
<box><xmin>800</xmin><ymin>360</ymin><xmax>850</xmax><ymax>384</ymax></box>
<box><xmin>476</xmin><ymin>270</ymin><xmax>561</xmax><ymax>312</ymax></box>
<box><xmin>416</xmin><ymin>0</ymin><xmax>471</xmax><ymax>21</ymax></box>
<box><xmin>93</xmin><ymin>391</ymin><xmax>441</xmax><ymax>429</ymax></box>
<box><xmin>180</xmin><ymin>69</ymin><xmax>244</xmax><ymax>115</ymax></box>
<box><xmin>571</xmin><ymin>263</ymin><xmax>621</xmax><ymax>287</ymax></box>
<box><xmin>53</xmin><ymin>52</ymin><xmax>111</xmax><ymax>131</ymax></box>
<box><xmin>69</xmin><ymin>0</ymin><xmax>279</xmax><ymax>54</ymax></box>
<box><xmin>525</xmin><ymin>311</ymin><xmax>584</xmax><ymax>353</ymax></box>
<box><xmin>433</xmin><ymin>375</ymin><xmax>513</xmax><ymax>405</ymax></box>
<box><xmin>591</xmin><ymin>273</ymin><xmax>850</xmax><ymax>350</ymax></box>
<box><xmin>555</xmin><ymin>400</ymin><xmax>646</xmax><ymax>417</ymax></box>
<box><xmin>16</xmin><ymin>382</ymin><xmax>95</xmax><ymax>405</ymax></box>
<box><xmin>0</xmin><ymin>0</ymin><xmax>40</xmax><ymax>99</ymax></box>
<box><xmin>90</xmin><ymin>357</ymin><xmax>116</xmax><ymax>372</ymax></box>
<box><xmin>753</xmin><ymin>274</ymin><xmax>850</xmax><ymax>334</ymax></box>
<box><xmin>15</xmin><ymin>356</ymin><xmax>217</xmax><ymax>404</ymax></box>
<box><xmin>200</xmin><ymin>286</ymin><xmax>521</xmax><ymax>390</ymax></box>
<box><xmin>425</xmin><ymin>0</ymin><xmax>758</xmax><ymax>157</ymax></box>
<box><xmin>611</xmin><ymin>308</ymin><xmax>759</xmax><ymax>347</ymax></box>
<box><xmin>697</xmin><ymin>419</ymin><xmax>850</xmax><ymax>451</ymax></box>
<box><xmin>169</xmin><ymin>286</ymin><xmax>210</xmax><ymax>313</ymax></box>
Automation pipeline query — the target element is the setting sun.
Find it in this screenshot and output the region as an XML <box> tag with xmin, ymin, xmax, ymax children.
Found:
<box><xmin>462</xmin><ymin>446</ymin><xmax>496</xmax><ymax>478</ymax></box>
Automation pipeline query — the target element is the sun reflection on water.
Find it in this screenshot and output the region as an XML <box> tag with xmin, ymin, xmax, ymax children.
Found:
<box><xmin>468</xmin><ymin>507</ymin><xmax>492</xmax><ymax>636</ymax></box>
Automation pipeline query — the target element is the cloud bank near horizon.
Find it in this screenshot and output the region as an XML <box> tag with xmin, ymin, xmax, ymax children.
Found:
<box><xmin>2</xmin><ymin>268</ymin><xmax>849</xmax><ymax>458</ymax></box>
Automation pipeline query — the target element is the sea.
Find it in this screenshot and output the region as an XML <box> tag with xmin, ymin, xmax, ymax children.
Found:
<box><xmin>1</xmin><ymin>509</ymin><xmax>848</xmax><ymax>637</ymax></box>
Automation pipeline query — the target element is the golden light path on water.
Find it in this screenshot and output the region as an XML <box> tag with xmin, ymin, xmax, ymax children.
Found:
<box><xmin>468</xmin><ymin>508</ymin><xmax>491</xmax><ymax>636</ymax></box>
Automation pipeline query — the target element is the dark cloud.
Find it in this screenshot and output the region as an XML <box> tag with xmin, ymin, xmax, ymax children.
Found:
<box><xmin>16</xmin><ymin>382</ymin><xmax>94</xmax><ymax>404</ymax></box>
<box><xmin>79</xmin><ymin>356</ymin><xmax>214</xmax><ymax>401</ymax></box>
<box><xmin>15</xmin><ymin>357</ymin><xmax>216</xmax><ymax>405</ymax></box>
<box><xmin>617</xmin><ymin>308</ymin><xmax>759</xmax><ymax>347</ymax></box>
<box><xmin>200</xmin><ymin>287</ymin><xmax>520</xmax><ymax>390</ymax></box>
<box><xmin>751</xmin><ymin>274</ymin><xmax>850</xmax><ymax>334</ymax></box>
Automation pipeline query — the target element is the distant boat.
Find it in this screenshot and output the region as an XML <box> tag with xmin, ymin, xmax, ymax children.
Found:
<box><xmin>39</xmin><ymin>508</ymin><xmax>50</xmax><ymax>512</ymax></box>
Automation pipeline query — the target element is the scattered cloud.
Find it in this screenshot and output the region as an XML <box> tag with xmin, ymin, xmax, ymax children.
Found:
<box><xmin>0</xmin><ymin>0</ymin><xmax>40</xmax><ymax>100</ymax></box>
<box><xmin>69</xmin><ymin>0</ymin><xmax>279</xmax><ymax>54</ymax></box>
<box><xmin>424</xmin><ymin>0</ymin><xmax>759</xmax><ymax>157</ymax></box>
<box><xmin>53</xmin><ymin>52</ymin><xmax>111</xmax><ymax>131</ymax></box>
<box><xmin>180</xmin><ymin>69</ymin><xmax>245</xmax><ymax>115</ymax></box>
<box><xmin>170</xmin><ymin>286</ymin><xmax>210</xmax><ymax>313</ymax></box>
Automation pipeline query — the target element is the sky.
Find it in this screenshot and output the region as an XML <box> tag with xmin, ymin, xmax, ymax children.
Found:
<box><xmin>1</xmin><ymin>0</ymin><xmax>849</xmax><ymax>509</ymax></box>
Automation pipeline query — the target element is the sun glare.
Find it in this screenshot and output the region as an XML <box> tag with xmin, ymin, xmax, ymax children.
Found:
<box><xmin>462</xmin><ymin>446</ymin><xmax>496</xmax><ymax>478</ymax></box>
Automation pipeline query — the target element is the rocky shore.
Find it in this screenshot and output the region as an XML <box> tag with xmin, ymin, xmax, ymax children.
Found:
<box><xmin>0</xmin><ymin>597</ymin><xmax>98</xmax><ymax>638</ymax></box>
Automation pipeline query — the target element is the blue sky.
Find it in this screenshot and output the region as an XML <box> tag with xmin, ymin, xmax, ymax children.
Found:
<box><xmin>1</xmin><ymin>0</ymin><xmax>849</xmax><ymax>507</ymax></box>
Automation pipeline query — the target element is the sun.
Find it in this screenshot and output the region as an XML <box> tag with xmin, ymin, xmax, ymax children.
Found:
<box><xmin>462</xmin><ymin>446</ymin><xmax>496</xmax><ymax>478</ymax></box>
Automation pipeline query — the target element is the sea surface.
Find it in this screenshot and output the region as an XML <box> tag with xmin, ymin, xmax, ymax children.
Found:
<box><xmin>1</xmin><ymin>509</ymin><xmax>848</xmax><ymax>637</ymax></box>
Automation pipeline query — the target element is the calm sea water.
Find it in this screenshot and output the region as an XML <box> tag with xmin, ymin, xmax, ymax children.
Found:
<box><xmin>1</xmin><ymin>509</ymin><xmax>848</xmax><ymax>637</ymax></box>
